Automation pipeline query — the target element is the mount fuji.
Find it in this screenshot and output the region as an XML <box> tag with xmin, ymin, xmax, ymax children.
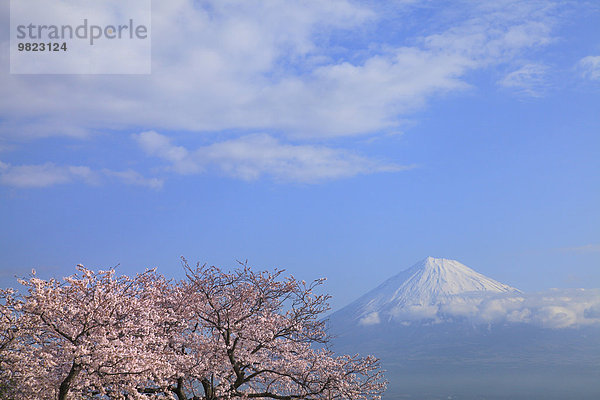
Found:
<box><xmin>334</xmin><ymin>256</ymin><xmax>520</xmax><ymax>326</ymax></box>
<box><xmin>328</xmin><ymin>257</ymin><xmax>600</xmax><ymax>400</ymax></box>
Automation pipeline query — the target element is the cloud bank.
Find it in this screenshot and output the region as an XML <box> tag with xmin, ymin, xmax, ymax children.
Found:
<box><xmin>133</xmin><ymin>131</ymin><xmax>408</xmax><ymax>182</ymax></box>
<box><xmin>359</xmin><ymin>289</ymin><xmax>600</xmax><ymax>329</ymax></box>
<box><xmin>0</xmin><ymin>0</ymin><xmax>591</xmax><ymax>185</ymax></box>
<box><xmin>579</xmin><ymin>56</ymin><xmax>600</xmax><ymax>80</ymax></box>
<box><xmin>0</xmin><ymin>0</ymin><xmax>564</xmax><ymax>139</ymax></box>
<box><xmin>499</xmin><ymin>64</ymin><xmax>549</xmax><ymax>97</ymax></box>
<box><xmin>0</xmin><ymin>161</ymin><xmax>162</xmax><ymax>189</ymax></box>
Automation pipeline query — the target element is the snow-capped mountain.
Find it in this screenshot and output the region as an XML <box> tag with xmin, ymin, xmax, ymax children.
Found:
<box><xmin>333</xmin><ymin>256</ymin><xmax>519</xmax><ymax>325</ymax></box>
<box><xmin>327</xmin><ymin>257</ymin><xmax>600</xmax><ymax>399</ymax></box>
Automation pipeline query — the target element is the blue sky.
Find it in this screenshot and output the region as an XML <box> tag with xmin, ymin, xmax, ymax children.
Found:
<box><xmin>1</xmin><ymin>0</ymin><xmax>599</xmax><ymax>310</ymax></box>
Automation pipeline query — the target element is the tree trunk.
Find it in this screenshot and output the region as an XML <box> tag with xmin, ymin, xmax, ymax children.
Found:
<box><xmin>201</xmin><ymin>377</ymin><xmax>215</xmax><ymax>400</ymax></box>
<box><xmin>172</xmin><ymin>377</ymin><xmax>187</xmax><ymax>400</ymax></box>
<box><xmin>58</xmin><ymin>361</ymin><xmax>80</xmax><ymax>400</ymax></box>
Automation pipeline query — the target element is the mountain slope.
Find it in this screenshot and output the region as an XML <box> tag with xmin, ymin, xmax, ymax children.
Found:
<box><xmin>332</xmin><ymin>256</ymin><xmax>519</xmax><ymax>325</ymax></box>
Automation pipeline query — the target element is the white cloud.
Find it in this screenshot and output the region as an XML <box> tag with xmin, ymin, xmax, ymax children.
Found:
<box><xmin>533</xmin><ymin>305</ymin><xmax>577</xmax><ymax>329</ymax></box>
<box><xmin>134</xmin><ymin>131</ymin><xmax>200</xmax><ymax>175</ymax></box>
<box><xmin>102</xmin><ymin>169</ymin><xmax>164</xmax><ymax>190</ymax></box>
<box><xmin>478</xmin><ymin>290</ymin><xmax>600</xmax><ymax>328</ymax></box>
<box><xmin>391</xmin><ymin>304</ymin><xmax>440</xmax><ymax>321</ymax></box>
<box><xmin>0</xmin><ymin>0</ymin><xmax>566</xmax><ymax>141</ymax></box>
<box><xmin>257</xmin><ymin>48</ymin><xmax>472</xmax><ymax>138</ymax></box>
<box><xmin>363</xmin><ymin>289</ymin><xmax>600</xmax><ymax>329</ymax></box>
<box><xmin>0</xmin><ymin>162</ymin><xmax>97</xmax><ymax>188</ymax></box>
<box><xmin>359</xmin><ymin>312</ymin><xmax>381</xmax><ymax>326</ymax></box>
<box><xmin>0</xmin><ymin>161</ymin><xmax>161</xmax><ymax>189</ymax></box>
<box><xmin>0</xmin><ymin>0</ymin><xmax>376</xmax><ymax>139</ymax></box>
<box><xmin>134</xmin><ymin>131</ymin><xmax>409</xmax><ymax>183</ymax></box>
<box><xmin>0</xmin><ymin>0</ymin><xmax>581</xmax><ymax>185</ymax></box>
<box><xmin>578</xmin><ymin>56</ymin><xmax>600</xmax><ymax>80</ymax></box>
<box><xmin>499</xmin><ymin>63</ymin><xmax>549</xmax><ymax>97</ymax></box>
<box><xmin>438</xmin><ymin>298</ymin><xmax>480</xmax><ymax>317</ymax></box>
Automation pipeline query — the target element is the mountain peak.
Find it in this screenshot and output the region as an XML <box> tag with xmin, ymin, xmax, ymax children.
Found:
<box><xmin>388</xmin><ymin>257</ymin><xmax>517</xmax><ymax>301</ymax></box>
<box><xmin>420</xmin><ymin>256</ymin><xmax>464</xmax><ymax>272</ymax></box>
<box><xmin>332</xmin><ymin>257</ymin><xmax>519</xmax><ymax>325</ymax></box>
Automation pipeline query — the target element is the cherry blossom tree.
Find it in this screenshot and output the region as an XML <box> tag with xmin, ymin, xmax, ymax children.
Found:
<box><xmin>0</xmin><ymin>261</ymin><xmax>386</xmax><ymax>400</ymax></box>
<box><xmin>0</xmin><ymin>288</ymin><xmax>24</xmax><ymax>399</ymax></box>
<box><xmin>149</xmin><ymin>260</ymin><xmax>386</xmax><ymax>400</ymax></box>
<box><xmin>2</xmin><ymin>266</ymin><xmax>175</xmax><ymax>400</ymax></box>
